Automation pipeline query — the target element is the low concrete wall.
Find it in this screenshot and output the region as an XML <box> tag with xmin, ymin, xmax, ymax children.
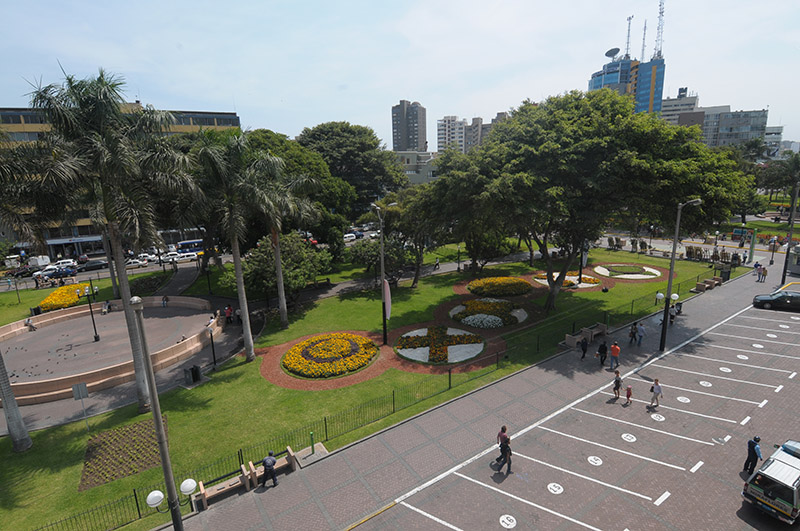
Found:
<box><xmin>2</xmin><ymin>298</ymin><xmax>217</xmax><ymax>406</ymax></box>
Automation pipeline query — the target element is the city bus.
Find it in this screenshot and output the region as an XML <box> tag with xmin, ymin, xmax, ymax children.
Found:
<box><xmin>176</xmin><ymin>239</ymin><xmax>204</xmax><ymax>255</ymax></box>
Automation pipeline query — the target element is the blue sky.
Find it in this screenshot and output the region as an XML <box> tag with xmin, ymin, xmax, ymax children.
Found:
<box><xmin>2</xmin><ymin>0</ymin><xmax>798</xmax><ymax>148</ymax></box>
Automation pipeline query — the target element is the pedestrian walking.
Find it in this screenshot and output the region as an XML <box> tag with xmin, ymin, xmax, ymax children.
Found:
<box><xmin>669</xmin><ymin>304</ymin><xmax>677</xmax><ymax>325</ymax></box>
<box><xmin>761</xmin><ymin>267</ymin><xmax>768</xmax><ymax>283</ymax></box>
<box><xmin>609</xmin><ymin>341</ymin><xmax>621</xmax><ymax>369</ymax></box>
<box><xmin>636</xmin><ymin>322</ymin><xmax>646</xmax><ymax>346</ymax></box>
<box><xmin>743</xmin><ymin>436</ymin><xmax>763</xmax><ymax>475</ymax></box>
<box><xmin>649</xmin><ymin>378</ymin><xmax>663</xmax><ymax>407</ymax></box>
<box><xmin>260</xmin><ymin>450</ymin><xmax>278</xmax><ymax>487</ymax></box>
<box><xmin>628</xmin><ymin>322</ymin><xmax>637</xmax><ymax>344</ymax></box>
<box><xmin>235</xmin><ymin>308</ymin><xmax>242</xmax><ymax>324</ymax></box>
<box><xmin>497</xmin><ymin>436</ymin><xmax>512</xmax><ymax>474</ymax></box>
<box><xmin>495</xmin><ymin>425</ymin><xmax>509</xmax><ymax>462</ymax></box>
<box><xmin>433</xmin><ymin>258</ymin><xmax>440</xmax><ymax>270</ymax></box>
<box><xmin>6</xmin><ymin>278</ymin><xmax>11</xmax><ymax>290</ymax></box>
<box><xmin>756</xmin><ymin>265</ymin><xmax>763</xmax><ymax>282</ymax></box>
<box><xmin>579</xmin><ymin>336</ymin><xmax>588</xmax><ymax>360</ymax></box>
<box><xmin>625</xmin><ymin>385</ymin><xmax>632</xmax><ymax>406</ymax></box>
<box><xmin>752</xmin><ymin>261</ymin><xmax>760</xmax><ymax>277</ymax></box>
<box><xmin>225</xmin><ymin>304</ymin><xmax>233</xmax><ymax>323</ymax></box>
<box><xmin>161</xmin><ymin>295</ymin><xmax>169</xmax><ymax>308</ymax></box>
<box><xmin>596</xmin><ymin>341</ymin><xmax>608</xmax><ymax>367</ymax></box>
<box><xmin>613</xmin><ymin>370</ymin><xmax>622</xmax><ymax>398</ymax></box>
<box><xmin>743</xmin><ymin>250</ymin><xmax>748</xmax><ymax>264</ymax></box>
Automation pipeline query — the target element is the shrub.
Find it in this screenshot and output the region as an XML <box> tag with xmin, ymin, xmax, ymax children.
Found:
<box><xmin>466</xmin><ymin>277</ymin><xmax>531</xmax><ymax>297</ymax></box>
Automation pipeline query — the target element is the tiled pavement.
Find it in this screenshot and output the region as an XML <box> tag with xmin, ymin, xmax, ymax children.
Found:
<box><xmin>177</xmin><ymin>253</ymin><xmax>796</xmax><ymax>529</ymax></box>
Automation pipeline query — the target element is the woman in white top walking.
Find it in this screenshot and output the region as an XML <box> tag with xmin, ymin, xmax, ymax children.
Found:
<box><xmin>649</xmin><ymin>378</ymin><xmax>663</xmax><ymax>407</ymax></box>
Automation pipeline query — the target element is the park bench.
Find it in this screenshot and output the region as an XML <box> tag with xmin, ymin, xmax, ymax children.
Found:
<box><xmin>247</xmin><ymin>446</ymin><xmax>297</xmax><ymax>488</ymax></box>
<box><xmin>194</xmin><ymin>464</ymin><xmax>251</xmax><ymax>511</ymax></box>
<box><xmin>564</xmin><ymin>323</ymin><xmax>608</xmax><ymax>348</ymax></box>
<box><xmin>712</xmin><ymin>276</ymin><xmax>724</xmax><ymax>286</ymax></box>
<box><xmin>703</xmin><ymin>279</ymin><xmax>716</xmax><ymax>290</ymax></box>
<box><xmin>691</xmin><ymin>282</ymin><xmax>707</xmax><ymax>293</ymax></box>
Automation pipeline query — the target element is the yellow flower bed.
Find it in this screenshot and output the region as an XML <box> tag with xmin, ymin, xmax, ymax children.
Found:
<box><xmin>282</xmin><ymin>332</ymin><xmax>378</xmax><ymax>378</ymax></box>
<box><xmin>39</xmin><ymin>283</ymin><xmax>90</xmax><ymax>312</ymax></box>
<box><xmin>454</xmin><ymin>298</ymin><xmax>518</xmax><ymax>326</ymax></box>
<box><xmin>466</xmin><ymin>277</ymin><xmax>531</xmax><ymax>297</ymax></box>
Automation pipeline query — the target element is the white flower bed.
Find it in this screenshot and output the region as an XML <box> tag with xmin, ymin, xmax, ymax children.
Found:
<box><xmin>593</xmin><ymin>265</ymin><xmax>661</xmax><ymax>279</ymax></box>
<box><xmin>462</xmin><ymin>314</ymin><xmax>504</xmax><ymax>328</ymax></box>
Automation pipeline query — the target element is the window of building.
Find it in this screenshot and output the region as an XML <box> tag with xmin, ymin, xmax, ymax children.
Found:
<box><xmin>1</xmin><ymin>114</ymin><xmax>22</xmax><ymax>124</ymax></box>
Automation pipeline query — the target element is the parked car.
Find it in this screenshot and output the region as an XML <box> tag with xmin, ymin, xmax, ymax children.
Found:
<box><xmin>125</xmin><ymin>259</ymin><xmax>148</xmax><ymax>269</ymax></box>
<box><xmin>44</xmin><ymin>267</ymin><xmax>77</xmax><ymax>279</ymax></box>
<box><xmin>77</xmin><ymin>259</ymin><xmax>108</xmax><ymax>272</ymax></box>
<box><xmin>343</xmin><ymin>233</ymin><xmax>356</xmax><ymax>243</ymax></box>
<box><xmin>77</xmin><ymin>254</ymin><xmax>89</xmax><ymax>264</ymax></box>
<box><xmin>352</xmin><ymin>231</ymin><xmax>365</xmax><ymax>239</ymax></box>
<box><xmin>54</xmin><ymin>259</ymin><xmax>78</xmax><ymax>269</ymax></box>
<box><xmin>12</xmin><ymin>265</ymin><xmax>42</xmax><ymax>277</ymax></box>
<box><xmin>33</xmin><ymin>265</ymin><xmax>59</xmax><ymax>278</ymax></box>
<box><xmin>174</xmin><ymin>252</ymin><xmax>197</xmax><ymax>263</ymax></box>
<box><xmin>138</xmin><ymin>253</ymin><xmax>157</xmax><ymax>262</ymax></box>
<box><xmin>160</xmin><ymin>251</ymin><xmax>181</xmax><ymax>264</ymax></box>
<box><xmin>752</xmin><ymin>290</ymin><xmax>800</xmax><ymax>311</ymax></box>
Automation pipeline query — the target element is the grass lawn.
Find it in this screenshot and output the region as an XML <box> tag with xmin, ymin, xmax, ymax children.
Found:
<box><xmin>0</xmin><ymin>250</ymin><xmax>746</xmax><ymax>529</ymax></box>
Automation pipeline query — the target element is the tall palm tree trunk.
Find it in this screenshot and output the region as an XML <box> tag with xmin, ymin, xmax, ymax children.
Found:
<box><xmin>0</xmin><ymin>349</ymin><xmax>32</xmax><ymax>452</ymax></box>
<box><xmin>271</xmin><ymin>229</ymin><xmax>289</xmax><ymax>329</ymax></box>
<box><xmin>102</xmin><ymin>230</ymin><xmax>119</xmax><ymax>298</ymax></box>
<box><xmin>108</xmin><ymin>222</ymin><xmax>150</xmax><ymax>412</ymax></box>
<box><xmin>231</xmin><ymin>238</ymin><xmax>255</xmax><ymax>361</ymax></box>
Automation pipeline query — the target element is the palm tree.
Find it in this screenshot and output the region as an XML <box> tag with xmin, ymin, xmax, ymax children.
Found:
<box><xmin>31</xmin><ymin>70</ymin><xmax>192</xmax><ymax>412</ymax></box>
<box><xmin>195</xmin><ymin>131</ymin><xmax>283</xmax><ymax>361</ymax></box>
<box><xmin>262</xmin><ymin>173</ymin><xmax>319</xmax><ymax>329</ymax></box>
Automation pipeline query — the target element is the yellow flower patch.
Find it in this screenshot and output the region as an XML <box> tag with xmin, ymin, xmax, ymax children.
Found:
<box><xmin>282</xmin><ymin>333</ymin><xmax>378</xmax><ymax>378</ymax></box>
<box><xmin>466</xmin><ymin>277</ymin><xmax>531</xmax><ymax>297</ymax></box>
<box><xmin>39</xmin><ymin>283</ymin><xmax>90</xmax><ymax>312</ymax></box>
<box><xmin>454</xmin><ymin>298</ymin><xmax>518</xmax><ymax>326</ymax></box>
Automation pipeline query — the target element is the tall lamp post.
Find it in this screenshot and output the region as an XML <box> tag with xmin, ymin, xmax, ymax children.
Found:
<box><xmin>130</xmin><ymin>296</ymin><xmax>184</xmax><ymax>531</ymax></box>
<box><xmin>659</xmin><ymin>198</ymin><xmax>702</xmax><ymax>351</ymax></box>
<box><xmin>781</xmin><ymin>180</ymin><xmax>800</xmax><ymax>285</ymax></box>
<box><xmin>371</xmin><ymin>202</ymin><xmax>396</xmax><ymax>345</ymax></box>
<box><xmin>76</xmin><ymin>279</ymin><xmax>100</xmax><ymax>342</ymax></box>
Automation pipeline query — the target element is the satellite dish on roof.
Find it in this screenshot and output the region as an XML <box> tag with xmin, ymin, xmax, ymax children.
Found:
<box><xmin>605</xmin><ymin>47</ymin><xmax>620</xmax><ymax>58</ymax></box>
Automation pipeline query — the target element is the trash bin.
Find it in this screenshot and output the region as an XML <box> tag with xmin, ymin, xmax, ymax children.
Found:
<box><xmin>721</xmin><ymin>269</ymin><xmax>731</xmax><ymax>282</ymax></box>
<box><xmin>183</xmin><ymin>368</ymin><xmax>195</xmax><ymax>386</ymax></box>
<box><xmin>30</xmin><ymin>306</ymin><xmax>42</xmax><ymax>316</ymax></box>
<box><xmin>191</xmin><ymin>365</ymin><xmax>202</xmax><ymax>382</ymax></box>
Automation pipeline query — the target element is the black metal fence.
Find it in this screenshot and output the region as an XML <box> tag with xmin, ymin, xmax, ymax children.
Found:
<box><xmin>34</xmin><ymin>267</ymin><xmax>732</xmax><ymax>531</ymax></box>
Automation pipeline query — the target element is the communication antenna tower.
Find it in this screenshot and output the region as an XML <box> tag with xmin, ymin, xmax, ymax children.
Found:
<box><xmin>641</xmin><ymin>20</ymin><xmax>647</xmax><ymax>60</ymax></box>
<box><xmin>653</xmin><ymin>0</ymin><xmax>665</xmax><ymax>59</ymax></box>
<box><xmin>624</xmin><ymin>15</ymin><xmax>634</xmax><ymax>59</ymax></box>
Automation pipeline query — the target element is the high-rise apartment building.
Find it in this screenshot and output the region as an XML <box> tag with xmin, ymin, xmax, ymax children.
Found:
<box><xmin>437</xmin><ymin>112</ymin><xmax>508</xmax><ymax>153</ymax></box>
<box><xmin>391</xmin><ymin>100</ymin><xmax>427</xmax><ymax>152</ymax></box>
<box><xmin>661</xmin><ymin>87</ymin><xmax>699</xmax><ymax>125</ymax></box>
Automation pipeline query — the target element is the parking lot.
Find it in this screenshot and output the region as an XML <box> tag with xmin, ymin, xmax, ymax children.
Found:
<box><xmin>357</xmin><ymin>288</ymin><xmax>800</xmax><ymax>529</ymax></box>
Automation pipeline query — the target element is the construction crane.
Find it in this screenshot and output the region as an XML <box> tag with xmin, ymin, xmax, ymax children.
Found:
<box><xmin>625</xmin><ymin>15</ymin><xmax>634</xmax><ymax>59</ymax></box>
<box><xmin>653</xmin><ymin>0</ymin><xmax>665</xmax><ymax>59</ymax></box>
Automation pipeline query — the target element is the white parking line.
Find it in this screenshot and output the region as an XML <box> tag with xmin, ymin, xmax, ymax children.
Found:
<box><xmin>776</xmin><ymin>385</ymin><xmax>784</xmax><ymax>393</ymax></box>
<box><xmin>701</xmin><ymin>343</ymin><xmax>800</xmax><ymax>360</ymax></box>
<box><xmin>600</xmin><ymin>393</ymin><xmax>739</xmax><ymax>423</ymax></box>
<box><xmin>741</xmin><ymin>416</ymin><xmax>751</xmax><ymax>425</ymax></box>
<box><xmin>627</xmin><ymin>377</ymin><xmax>761</xmax><ymax>405</ymax></box>
<box><xmin>723</xmin><ymin>323</ymin><xmax>800</xmax><ymax>335</ymax></box>
<box><xmin>400</xmin><ymin>502</ymin><xmax>463</xmax><ymax>530</ymax></box>
<box><xmin>654</xmin><ymin>491</ymin><xmax>671</xmax><ymax>506</ymax></box>
<box><xmin>707</xmin><ymin>332</ymin><xmax>799</xmax><ymax>346</ymax></box>
<box><xmin>514</xmin><ymin>452</ymin><xmax>653</xmax><ymax>501</ymax></box>
<box><xmin>759</xmin><ymin>399</ymin><xmax>769</xmax><ymax>408</ymax></box>
<box><xmin>791</xmin><ymin>372</ymin><xmax>797</xmax><ymax>379</ymax></box>
<box><xmin>650</xmin><ymin>364</ymin><xmax>781</xmax><ymax>389</ymax></box>
<box><xmin>738</xmin><ymin>314</ymin><xmax>799</xmax><ymax>323</ymax></box>
<box><xmin>690</xmin><ymin>461</ymin><xmax>704</xmax><ymax>473</ymax></box>
<box><xmin>570</xmin><ymin>407</ymin><xmax>715</xmax><ymax>446</ymax></box>
<box><xmin>676</xmin><ymin>353</ymin><xmax>794</xmax><ymax>374</ymax></box>
<box><xmin>454</xmin><ymin>473</ymin><xmax>602</xmax><ymax>530</ymax></box>
<box><xmin>537</xmin><ymin>426</ymin><xmax>686</xmax><ymax>471</ymax></box>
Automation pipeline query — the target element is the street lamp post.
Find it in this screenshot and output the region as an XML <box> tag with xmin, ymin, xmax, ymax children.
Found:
<box><xmin>206</xmin><ymin>326</ymin><xmax>217</xmax><ymax>369</ymax></box>
<box><xmin>131</xmin><ymin>296</ymin><xmax>184</xmax><ymax>531</ymax></box>
<box><xmin>76</xmin><ymin>279</ymin><xmax>100</xmax><ymax>342</ymax></box>
<box><xmin>659</xmin><ymin>198</ymin><xmax>702</xmax><ymax>351</ymax></box>
<box><xmin>457</xmin><ymin>244</ymin><xmax>461</xmax><ymax>273</ymax></box>
<box><xmin>371</xmin><ymin>202</ymin><xmax>396</xmax><ymax>345</ymax></box>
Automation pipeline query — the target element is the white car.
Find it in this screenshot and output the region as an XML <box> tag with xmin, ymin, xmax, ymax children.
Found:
<box><xmin>138</xmin><ymin>253</ymin><xmax>157</xmax><ymax>262</ymax></box>
<box><xmin>343</xmin><ymin>233</ymin><xmax>356</xmax><ymax>243</ymax></box>
<box><xmin>174</xmin><ymin>252</ymin><xmax>197</xmax><ymax>263</ymax></box>
<box><xmin>54</xmin><ymin>259</ymin><xmax>77</xmax><ymax>269</ymax></box>
<box><xmin>33</xmin><ymin>265</ymin><xmax>58</xmax><ymax>278</ymax></box>
<box><xmin>125</xmin><ymin>259</ymin><xmax>147</xmax><ymax>269</ymax></box>
<box><xmin>160</xmin><ymin>251</ymin><xmax>180</xmax><ymax>263</ymax></box>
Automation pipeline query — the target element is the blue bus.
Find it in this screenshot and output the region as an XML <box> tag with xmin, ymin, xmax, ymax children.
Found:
<box><xmin>176</xmin><ymin>239</ymin><xmax>204</xmax><ymax>254</ymax></box>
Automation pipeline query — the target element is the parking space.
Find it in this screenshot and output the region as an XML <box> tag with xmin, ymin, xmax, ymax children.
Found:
<box><xmin>370</xmin><ymin>302</ymin><xmax>800</xmax><ymax>530</ymax></box>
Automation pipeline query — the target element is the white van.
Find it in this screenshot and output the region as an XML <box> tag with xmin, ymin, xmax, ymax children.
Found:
<box><xmin>742</xmin><ymin>440</ymin><xmax>800</xmax><ymax>524</ymax></box>
<box><xmin>343</xmin><ymin>233</ymin><xmax>356</xmax><ymax>243</ymax></box>
<box><xmin>28</xmin><ymin>255</ymin><xmax>51</xmax><ymax>267</ymax></box>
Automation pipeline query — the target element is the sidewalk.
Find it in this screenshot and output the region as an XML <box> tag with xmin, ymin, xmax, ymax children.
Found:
<box><xmin>175</xmin><ymin>251</ymin><xmax>784</xmax><ymax>531</ymax></box>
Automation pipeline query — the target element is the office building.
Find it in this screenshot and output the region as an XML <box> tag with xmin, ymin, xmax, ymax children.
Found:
<box><xmin>437</xmin><ymin>112</ymin><xmax>508</xmax><ymax>153</ymax></box>
<box><xmin>0</xmin><ymin>102</ymin><xmax>240</xmax><ymax>258</ymax></box>
<box><xmin>660</xmin><ymin>88</ymin><xmax>698</xmax><ymax>125</ymax></box>
<box><xmin>588</xmin><ymin>55</ymin><xmax>665</xmax><ymax>114</ymax></box>
<box><xmin>391</xmin><ymin>100</ymin><xmax>426</xmax><ymax>152</ymax></box>
<box><xmin>395</xmin><ymin>151</ymin><xmax>438</xmax><ymax>185</ymax></box>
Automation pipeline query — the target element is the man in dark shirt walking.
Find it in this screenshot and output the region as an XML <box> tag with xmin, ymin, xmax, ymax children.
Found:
<box><xmin>260</xmin><ymin>450</ymin><xmax>278</xmax><ymax>487</ymax></box>
<box><xmin>743</xmin><ymin>436</ymin><xmax>762</xmax><ymax>475</ymax></box>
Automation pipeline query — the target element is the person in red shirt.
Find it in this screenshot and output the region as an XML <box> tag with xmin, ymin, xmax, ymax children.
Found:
<box><xmin>609</xmin><ymin>341</ymin><xmax>621</xmax><ymax>370</ymax></box>
<box><xmin>495</xmin><ymin>425</ymin><xmax>509</xmax><ymax>462</ymax></box>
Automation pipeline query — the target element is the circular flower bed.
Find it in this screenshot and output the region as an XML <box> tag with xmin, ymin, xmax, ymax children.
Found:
<box><xmin>593</xmin><ymin>264</ymin><xmax>661</xmax><ymax>279</ymax></box>
<box><xmin>282</xmin><ymin>333</ymin><xmax>378</xmax><ymax>378</ymax></box>
<box><xmin>396</xmin><ymin>326</ymin><xmax>484</xmax><ymax>364</ymax></box>
<box><xmin>466</xmin><ymin>277</ymin><xmax>532</xmax><ymax>297</ymax></box>
<box><xmin>449</xmin><ymin>298</ymin><xmax>526</xmax><ymax>329</ymax></box>
<box><xmin>39</xmin><ymin>283</ymin><xmax>90</xmax><ymax>312</ymax></box>
<box><xmin>533</xmin><ymin>272</ymin><xmax>601</xmax><ymax>287</ymax></box>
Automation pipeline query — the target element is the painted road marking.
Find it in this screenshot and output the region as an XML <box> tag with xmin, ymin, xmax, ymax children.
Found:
<box><xmin>537</xmin><ymin>426</ymin><xmax>686</xmax><ymax>471</ymax></box>
<box><xmin>690</xmin><ymin>461</ymin><xmax>704</xmax><ymax>473</ymax></box>
<box><xmin>737</xmin><ymin>354</ymin><xmax>749</xmax><ymax>360</ymax></box>
<box><xmin>759</xmin><ymin>399</ymin><xmax>769</xmax><ymax>408</ymax></box>
<box><xmin>650</xmin><ymin>364</ymin><xmax>781</xmax><ymax>389</ymax></box>
<box><xmin>767</xmin><ymin>334</ymin><xmax>779</xmax><ymax>338</ymax></box>
<box><xmin>704</xmin><ymin>343</ymin><xmax>800</xmax><ymax>361</ymax></box>
<box><xmin>654</xmin><ymin>491</ymin><xmax>671</xmax><ymax>506</ymax></box>
<box><xmin>676</xmin><ymin>396</ymin><xmax>690</xmax><ymax>403</ymax></box>
<box><xmin>622</xmin><ymin>433</ymin><xmax>637</xmax><ymax>443</ymax></box>
<box><xmin>571</xmin><ymin>407</ymin><xmax>714</xmax><ymax>446</ymax></box>
<box><xmin>628</xmin><ymin>377</ymin><xmax>761</xmax><ymax>405</ymax></box>
<box><xmin>708</xmin><ymin>332</ymin><xmax>798</xmax><ymax>347</ymax></box>
<box><xmin>699</xmin><ymin>381</ymin><xmax>713</xmax><ymax>387</ymax></box>
<box><xmin>400</xmin><ymin>502</ymin><xmax>463</xmax><ymax>530</ymax></box>
<box><xmin>547</xmin><ymin>483</ymin><xmax>564</xmax><ymax>495</ymax></box>
<box><xmin>776</xmin><ymin>385</ymin><xmax>784</xmax><ymax>393</ymax></box>
<box><xmin>600</xmin><ymin>392</ymin><xmax>739</xmax><ymax>423</ymax></box>
<box><xmin>453</xmin><ymin>473</ymin><xmax>602</xmax><ymax>531</ymax></box>
<box><xmin>677</xmin><ymin>353</ymin><xmax>794</xmax><ymax>374</ymax></box>
<box><xmin>719</xmin><ymin>367</ymin><xmax>732</xmax><ymax>373</ymax></box>
<box><xmin>724</xmin><ymin>323</ymin><xmax>800</xmax><ymax>336</ymax></box>
<box><xmin>741</xmin><ymin>416</ymin><xmax>751</xmax><ymax>425</ymax></box>
<box><xmin>499</xmin><ymin>515</ymin><xmax>517</xmax><ymax>529</ymax></box>
<box><xmin>791</xmin><ymin>372</ymin><xmax>797</xmax><ymax>379</ymax></box>
<box><xmin>724</xmin><ymin>435</ymin><xmax>732</xmax><ymax>443</ymax></box>
<box><xmin>651</xmin><ymin>413</ymin><xmax>666</xmax><ymax>422</ymax></box>
<box><xmin>752</xmin><ymin>344</ymin><xmax>765</xmax><ymax>349</ymax></box>
<box><xmin>588</xmin><ymin>456</ymin><xmax>603</xmax><ymax>466</ymax></box>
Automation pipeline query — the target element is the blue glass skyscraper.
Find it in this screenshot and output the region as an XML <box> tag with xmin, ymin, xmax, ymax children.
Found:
<box><xmin>588</xmin><ymin>55</ymin><xmax>665</xmax><ymax>114</ymax></box>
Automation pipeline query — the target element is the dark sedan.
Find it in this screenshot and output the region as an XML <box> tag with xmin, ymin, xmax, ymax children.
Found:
<box><xmin>77</xmin><ymin>259</ymin><xmax>108</xmax><ymax>272</ymax></box>
<box><xmin>753</xmin><ymin>290</ymin><xmax>800</xmax><ymax>311</ymax></box>
<box><xmin>44</xmin><ymin>267</ymin><xmax>77</xmax><ymax>279</ymax></box>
